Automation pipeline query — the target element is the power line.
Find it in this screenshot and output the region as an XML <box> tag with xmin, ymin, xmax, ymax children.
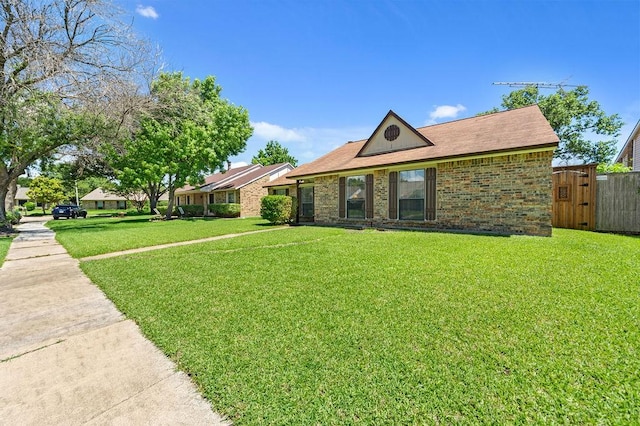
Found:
<box><xmin>492</xmin><ymin>81</ymin><xmax>581</xmax><ymax>89</ymax></box>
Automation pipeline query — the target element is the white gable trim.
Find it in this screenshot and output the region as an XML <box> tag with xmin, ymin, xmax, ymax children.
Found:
<box><xmin>357</xmin><ymin>110</ymin><xmax>433</xmax><ymax>157</ymax></box>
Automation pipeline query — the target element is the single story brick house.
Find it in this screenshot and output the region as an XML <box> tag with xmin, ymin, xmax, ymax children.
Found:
<box><xmin>81</xmin><ymin>188</ymin><xmax>129</xmax><ymax>209</ymax></box>
<box><xmin>266</xmin><ymin>105</ymin><xmax>559</xmax><ymax>236</ymax></box>
<box><xmin>175</xmin><ymin>162</ymin><xmax>293</xmax><ymax>217</ymax></box>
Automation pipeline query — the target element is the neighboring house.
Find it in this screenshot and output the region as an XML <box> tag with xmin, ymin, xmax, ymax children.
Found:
<box><xmin>265</xmin><ymin>105</ymin><xmax>559</xmax><ymax>236</ymax></box>
<box><xmin>174</xmin><ymin>163</ymin><xmax>294</xmax><ymax>217</ymax></box>
<box><xmin>615</xmin><ymin>119</ymin><xmax>640</xmax><ymax>171</ymax></box>
<box><xmin>81</xmin><ymin>188</ymin><xmax>129</xmax><ymax>210</ymax></box>
<box><xmin>14</xmin><ymin>186</ymin><xmax>30</xmax><ymax>206</ymax></box>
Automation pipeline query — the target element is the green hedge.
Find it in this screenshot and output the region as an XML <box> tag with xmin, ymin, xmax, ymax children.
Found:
<box><xmin>179</xmin><ymin>204</ymin><xmax>204</xmax><ymax>217</ymax></box>
<box><xmin>24</xmin><ymin>201</ymin><xmax>36</xmax><ymax>211</ymax></box>
<box><xmin>208</xmin><ymin>203</ymin><xmax>241</xmax><ymax>218</ymax></box>
<box><xmin>260</xmin><ymin>195</ymin><xmax>295</xmax><ymax>224</ymax></box>
<box><xmin>157</xmin><ymin>204</ymin><xmax>204</xmax><ymax>217</ymax></box>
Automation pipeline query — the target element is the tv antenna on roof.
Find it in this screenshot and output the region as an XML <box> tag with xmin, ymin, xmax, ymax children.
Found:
<box><xmin>492</xmin><ymin>80</ymin><xmax>581</xmax><ymax>90</ymax></box>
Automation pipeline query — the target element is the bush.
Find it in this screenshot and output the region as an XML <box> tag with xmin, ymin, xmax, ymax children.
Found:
<box><xmin>156</xmin><ymin>205</ymin><xmax>204</xmax><ymax>217</ymax></box>
<box><xmin>156</xmin><ymin>207</ymin><xmax>174</xmax><ymax>217</ymax></box>
<box><xmin>260</xmin><ymin>195</ymin><xmax>294</xmax><ymax>224</ymax></box>
<box><xmin>24</xmin><ymin>201</ymin><xmax>36</xmax><ymax>211</ymax></box>
<box><xmin>179</xmin><ymin>204</ymin><xmax>204</xmax><ymax>217</ymax></box>
<box><xmin>125</xmin><ymin>208</ymin><xmax>150</xmax><ymax>216</ymax></box>
<box><xmin>209</xmin><ymin>203</ymin><xmax>240</xmax><ymax>218</ymax></box>
<box><xmin>597</xmin><ymin>163</ymin><xmax>632</xmax><ymax>174</ymax></box>
<box><xmin>6</xmin><ymin>209</ymin><xmax>22</xmax><ymax>225</ymax></box>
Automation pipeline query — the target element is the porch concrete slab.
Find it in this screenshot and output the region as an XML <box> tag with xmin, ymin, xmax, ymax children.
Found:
<box><xmin>0</xmin><ymin>217</ymin><xmax>227</xmax><ymax>425</ymax></box>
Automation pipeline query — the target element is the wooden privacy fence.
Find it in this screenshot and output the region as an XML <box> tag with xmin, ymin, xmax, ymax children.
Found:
<box><xmin>552</xmin><ymin>165</ymin><xmax>596</xmax><ymax>231</ymax></box>
<box><xmin>595</xmin><ymin>172</ymin><xmax>640</xmax><ymax>234</ymax></box>
<box><xmin>552</xmin><ymin>165</ymin><xmax>640</xmax><ymax>234</ymax></box>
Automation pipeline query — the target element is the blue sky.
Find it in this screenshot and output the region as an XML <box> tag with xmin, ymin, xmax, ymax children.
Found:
<box><xmin>120</xmin><ymin>0</ymin><xmax>640</xmax><ymax>167</ymax></box>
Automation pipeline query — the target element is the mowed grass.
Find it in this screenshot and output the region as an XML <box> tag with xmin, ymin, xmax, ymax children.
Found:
<box><xmin>47</xmin><ymin>215</ymin><xmax>271</xmax><ymax>258</ymax></box>
<box><xmin>79</xmin><ymin>227</ymin><xmax>639</xmax><ymax>424</ymax></box>
<box><xmin>0</xmin><ymin>236</ymin><xmax>12</xmax><ymax>267</ymax></box>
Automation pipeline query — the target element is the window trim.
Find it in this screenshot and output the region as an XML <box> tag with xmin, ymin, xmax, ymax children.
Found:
<box><xmin>389</xmin><ymin>167</ymin><xmax>437</xmax><ymax>221</ymax></box>
<box><xmin>398</xmin><ymin>169</ymin><xmax>426</xmax><ymax>221</ymax></box>
<box><xmin>345</xmin><ymin>175</ymin><xmax>367</xmax><ymax>219</ymax></box>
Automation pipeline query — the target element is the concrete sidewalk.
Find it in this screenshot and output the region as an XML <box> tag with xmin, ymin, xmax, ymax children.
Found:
<box><xmin>0</xmin><ymin>217</ymin><xmax>227</xmax><ymax>425</ymax></box>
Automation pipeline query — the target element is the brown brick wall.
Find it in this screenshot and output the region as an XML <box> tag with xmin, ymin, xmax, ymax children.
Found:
<box><xmin>239</xmin><ymin>176</ymin><xmax>270</xmax><ymax>217</ymax></box>
<box><xmin>312</xmin><ymin>151</ymin><xmax>554</xmax><ymax>236</ymax></box>
<box><xmin>314</xmin><ymin>175</ymin><xmax>339</xmax><ymax>222</ymax></box>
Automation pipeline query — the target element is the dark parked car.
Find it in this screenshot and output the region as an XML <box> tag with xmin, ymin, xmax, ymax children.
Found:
<box><xmin>52</xmin><ymin>205</ymin><xmax>87</xmax><ymax>219</ymax></box>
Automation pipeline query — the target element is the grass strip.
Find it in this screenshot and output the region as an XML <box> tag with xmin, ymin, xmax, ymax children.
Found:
<box><xmin>48</xmin><ymin>216</ymin><xmax>271</xmax><ymax>258</ymax></box>
<box><xmin>81</xmin><ymin>228</ymin><xmax>639</xmax><ymax>424</ymax></box>
<box><xmin>0</xmin><ymin>236</ymin><xmax>13</xmax><ymax>267</ymax></box>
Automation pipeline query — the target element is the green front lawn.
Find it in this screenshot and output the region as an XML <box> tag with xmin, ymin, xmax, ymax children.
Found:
<box><xmin>0</xmin><ymin>236</ymin><xmax>13</xmax><ymax>267</ymax></box>
<box><xmin>48</xmin><ymin>215</ymin><xmax>271</xmax><ymax>258</ymax></box>
<box><xmin>79</xmin><ymin>227</ymin><xmax>640</xmax><ymax>424</ymax></box>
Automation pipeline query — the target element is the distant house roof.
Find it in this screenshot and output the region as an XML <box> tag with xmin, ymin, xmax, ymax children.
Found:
<box><xmin>15</xmin><ymin>186</ymin><xmax>30</xmax><ymax>200</ymax></box>
<box><xmin>81</xmin><ymin>188</ymin><xmax>127</xmax><ymax>201</ymax></box>
<box><xmin>263</xmin><ymin>174</ymin><xmax>297</xmax><ymax>188</ymax></box>
<box><xmin>179</xmin><ymin>164</ymin><xmax>257</xmax><ymax>192</ymax></box>
<box><xmin>176</xmin><ymin>163</ymin><xmax>293</xmax><ymax>194</ymax></box>
<box><xmin>80</xmin><ymin>187</ymin><xmax>169</xmax><ymax>201</ymax></box>
<box><xmin>286</xmin><ymin>105</ymin><xmax>558</xmax><ymax>179</ymax></box>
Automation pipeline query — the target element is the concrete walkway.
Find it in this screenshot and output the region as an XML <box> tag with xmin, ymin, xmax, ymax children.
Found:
<box><xmin>0</xmin><ymin>217</ymin><xmax>228</xmax><ymax>425</ymax></box>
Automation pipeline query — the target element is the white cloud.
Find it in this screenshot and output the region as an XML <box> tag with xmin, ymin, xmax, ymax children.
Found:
<box><xmin>233</xmin><ymin>122</ymin><xmax>373</xmax><ymax>166</ymax></box>
<box><xmin>230</xmin><ymin>161</ymin><xmax>248</xmax><ymax>168</ymax></box>
<box><xmin>251</xmin><ymin>121</ymin><xmax>306</xmax><ymax>142</ymax></box>
<box><xmin>136</xmin><ymin>5</ymin><xmax>159</xmax><ymax>19</ymax></box>
<box><xmin>426</xmin><ymin>104</ymin><xmax>467</xmax><ymax>125</ymax></box>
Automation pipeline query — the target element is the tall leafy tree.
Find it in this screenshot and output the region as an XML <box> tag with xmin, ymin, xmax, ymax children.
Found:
<box><xmin>0</xmin><ymin>0</ymin><xmax>150</xmax><ymax>226</ymax></box>
<box><xmin>483</xmin><ymin>86</ymin><xmax>623</xmax><ymax>164</ymax></box>
<box><xmin>26</xmin><ymin>176</ymin><xmax>65</xmax><ymax>213</ymax></box>
<box><xmin>251</xmin><ymin>140</ymin><xmax>298</xmax><ymax>167</ymax></box>
<box><xmin>110</xmin><ymin>72</ymin><xmax>253</xmax><ymax>219</ymax></box>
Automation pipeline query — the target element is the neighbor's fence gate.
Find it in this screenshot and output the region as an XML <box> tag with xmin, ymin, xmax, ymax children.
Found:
<box><xmin>595</xmin><ymin>172</ymin><xmax>640</xmax><ymax>234</ymax></box>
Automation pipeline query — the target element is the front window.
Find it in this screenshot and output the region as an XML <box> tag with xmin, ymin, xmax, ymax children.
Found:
<box><xmin>273</xmin><ymin>189</ymin><xmax>287</xmax><ymax>196</ymax></box>
<box><xmin>227</xmin><ymin>191</ymin><xmax>236</xmax><ymax>203</ymax></box>
<box><xmin>346</xmin><ymin>176</ymin><xmax>366</xmax><ymax>219</ymax></box>
<box><xmin>300</xmin><ymin>187</ymin><xmax>314</xmax><ymax>218</ymax></box>
<box><xmin>399</xmin><ymin>169</ymin><xmax>425</xmax><ymax>220</ymax></box>
<box><xmin>97</xmin><ymin>200</ymin><xmax>104</xmax><ymax>210</ymax></box>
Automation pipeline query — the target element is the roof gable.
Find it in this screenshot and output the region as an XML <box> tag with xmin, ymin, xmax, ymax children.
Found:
<box><xmin>357</xmin><ymin>110</ymin><xmax>433</xmax><ymax>157</ymax></box>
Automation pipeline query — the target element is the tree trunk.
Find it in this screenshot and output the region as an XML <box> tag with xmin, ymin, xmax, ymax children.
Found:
<box><xmin>0</xmin><ymin>186</ymin><xmax>11</xmax><ymax>230</ymax></box>
<box><xmin>165</xmin><ymin>187</ymin><xmax>176</xmax><ymax>220</ymax></box>
<box><xmin>5</xmin><ymin>178</ymin><xmax>17</xmax><ymax>212</ymax></box>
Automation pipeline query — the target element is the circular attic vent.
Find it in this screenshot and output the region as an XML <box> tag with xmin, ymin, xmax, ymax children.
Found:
<box><xmin>384</xmin><ymin>124</ymin><xmax>400</xmax><ymax>141</ymax></box>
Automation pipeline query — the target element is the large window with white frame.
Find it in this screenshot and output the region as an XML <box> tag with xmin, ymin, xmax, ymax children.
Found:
<box><xmin>227</xmin><ymin>191</ymin><xmax>236</xmax><ymax>203</ymax></box>
<box><xmin>346</xmin><ymin>175</ymin><xmax>366</xmax><ymax>219</ymax></box>
<box><xmin>398</xmin><ymin>169</ymin><xmax>425</xmax><ymax>220</ymax></box>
